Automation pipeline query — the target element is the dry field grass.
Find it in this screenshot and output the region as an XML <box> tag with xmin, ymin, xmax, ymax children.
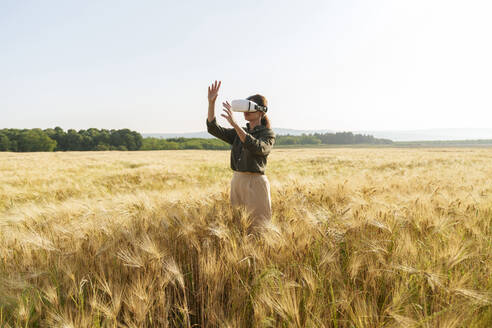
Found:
<box><xmin>0</xmin><ymin>148</ymin><xmax>491</xmax><ymax>327</ymax></box>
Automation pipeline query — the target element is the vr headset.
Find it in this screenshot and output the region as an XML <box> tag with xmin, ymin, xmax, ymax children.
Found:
<box><xmin>231</xmin><ymin>99</ymin><xmax>268</xmax><ymax>113</ymax></box>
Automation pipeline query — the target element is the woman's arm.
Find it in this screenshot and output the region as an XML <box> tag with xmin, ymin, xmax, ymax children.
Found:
<box><xmin>206</xmin><ymin>80</ymin><xmax>236</xmax><ymax>145</ymax></box>
<box><xmin>230</xmin><ymin>122</ymin><xmax>246</xmax><ymax>143</ymax></box>
<box><xmin>206</xmin><ymin>116</ymin><xmax>236</xmax><ymax>145</ymax></box>
<box><xmin>227</xmin><ymin>115</ymin><xmax>275</xmax><ymax>155</ymax></box>
<box><xmin>242</xmin><ymin>133</ymin><xmax>276</xmax><ymax>156</ymax></box>
<box><xmin>220</xmin><ymin>101</ymin><xmax>247</xmax><ymax>143</ymax></box>
<box><xmin>221</xmin><ymin>104</ymin><xmax>275</xmax><ymax>155</ymax></box>
<box><xmin>207</xmin><ymin>80</ymin><xmax>221</xmax><ymax>122</ymax></box>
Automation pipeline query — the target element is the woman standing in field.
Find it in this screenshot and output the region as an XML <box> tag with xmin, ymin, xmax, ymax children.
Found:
<box><xmin>206</xmin><ymin>80</ymin><xmax>276</xmax><ymax>232</ymax></box>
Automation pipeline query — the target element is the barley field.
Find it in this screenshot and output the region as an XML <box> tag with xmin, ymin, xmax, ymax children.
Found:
<box><xmin>0</xmin><ymin>148</ymin><xmax>491</xmax><ymax>327</ymax></box>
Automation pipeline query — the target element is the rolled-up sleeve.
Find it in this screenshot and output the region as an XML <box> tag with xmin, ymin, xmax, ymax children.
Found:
<box><xmin>206</xmin><ymin>117</ymin><xmax>236</xmax><ymax>145</ymax></box>
<box><xmin>242</xmin><ymin>133</ymin><xmax>275</xmax><ymax>156</ymax></box>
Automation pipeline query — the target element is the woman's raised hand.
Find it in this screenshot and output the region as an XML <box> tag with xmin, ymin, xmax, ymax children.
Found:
<box><xmin>208</xmin><ymin>80</ymin><xmax>221</xmax><ymax>103</ymax></box>
<box><xmin>221</xmin><ymin>102</ymin><xmax>238</xmax><ymax>127</ymax></box>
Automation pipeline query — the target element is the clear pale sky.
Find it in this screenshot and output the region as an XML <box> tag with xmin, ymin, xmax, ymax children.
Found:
<box><xmin>1</xmin><ymin>0</ymin><xmax>491</xmax><ymax>133</ymax></box>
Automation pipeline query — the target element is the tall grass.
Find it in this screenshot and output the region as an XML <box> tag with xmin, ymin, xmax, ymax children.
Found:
<box><xmin>0</xmin><ymin>148</ymin><xmax>491</xmax><ymax>327</ymax></box>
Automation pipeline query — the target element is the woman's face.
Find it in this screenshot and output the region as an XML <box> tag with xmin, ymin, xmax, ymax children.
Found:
<box><xmin>243</xmin><ymin>111</ymin><xmax>262</xmax><ymax>122</ymax></box>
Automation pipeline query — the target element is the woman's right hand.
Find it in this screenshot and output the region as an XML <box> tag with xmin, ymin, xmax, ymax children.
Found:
<box><xmin>208</xmin><ymin>80</ymin><xmax>221</xmax><ymax>103</ymax></box>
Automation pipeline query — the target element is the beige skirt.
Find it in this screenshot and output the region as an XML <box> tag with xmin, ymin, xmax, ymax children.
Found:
<box><xmin>230</xmin><ymin>171</ymin><xmax>272</xmax><ymax>228</ymax></box>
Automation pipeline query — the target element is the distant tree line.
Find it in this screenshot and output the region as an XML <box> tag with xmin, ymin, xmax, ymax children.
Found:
<box><xmin>0</xmin><ymin>128</ymin><xmax>392</xmax><ymax>152</ymax></box>
<box><xmin>0</xmin><ymin>127</ymin><xmax>143</xmax><ymax>152</ymax></box>
<box><xmin>276</xmin><ymin>132</ymin><xmax>393</xmax><ymax>145</ymax></box>
<box><xmin>141</xmin><ymin>132</ymin><xmax>392</xmax><ymax>150</ymax></box>
<box><xmin>141</xmin><ymin>137</ymin><xmax>230</xmax><ymax>150</ymax></box>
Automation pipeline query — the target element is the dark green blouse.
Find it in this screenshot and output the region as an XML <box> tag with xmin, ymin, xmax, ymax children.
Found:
<box><xmin>206</xmin><ymin>117</ymin><xmax>276</xmax><ymax>175</ymax></box>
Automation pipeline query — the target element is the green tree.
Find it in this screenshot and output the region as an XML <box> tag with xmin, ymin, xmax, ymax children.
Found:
<box><xmin>0</xmin><ymin>133</ymin><xmax>10</xmax><ymax>151</ymax></box>
<box><xmin>65</xmin><ymin>129</ymin><xmax>83</xmax><ymax>150</ymax></box>
<box><xmin>17</xmin><ymin>129</ymin><xmax>57</xmax><ymax>152</ymax></box>
<box><xmin>277</xmin><ymin>135</ymin><xmax>297</xmax><ymax>145</ymax></box>
<box><xmin>95</xmin><ymin>143</ymin><xmax>110</xmax><ymax>151</ymax></box>
<box><xmin>51</xmin><ymin>126</ymin><xmax>68</xmax><ymax>151</ymax></box>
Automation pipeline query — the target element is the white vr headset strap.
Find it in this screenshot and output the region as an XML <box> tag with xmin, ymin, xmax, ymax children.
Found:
<box><xmin>251</xmin><ymin>102</ymin><xmax>268</xmax><ymax>113</ymax></box>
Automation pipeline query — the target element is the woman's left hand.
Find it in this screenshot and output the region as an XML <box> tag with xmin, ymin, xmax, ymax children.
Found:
<box><xmin>221</xmin><ymin>101</ymin><xmax>238</xmax><ymax>127</ymax></box>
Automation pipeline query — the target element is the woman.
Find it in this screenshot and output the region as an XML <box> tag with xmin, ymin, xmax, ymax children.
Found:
<box><xmin>206</xmin><ymin>80</ymin><xmax>275</xmax><ymax>232</ymax></box>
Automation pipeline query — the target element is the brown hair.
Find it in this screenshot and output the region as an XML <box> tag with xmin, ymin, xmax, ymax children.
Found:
<box><xmin>246</xmin><ymin>94</ymin><xmax>271</xmax><ymax>129</ymax></box>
